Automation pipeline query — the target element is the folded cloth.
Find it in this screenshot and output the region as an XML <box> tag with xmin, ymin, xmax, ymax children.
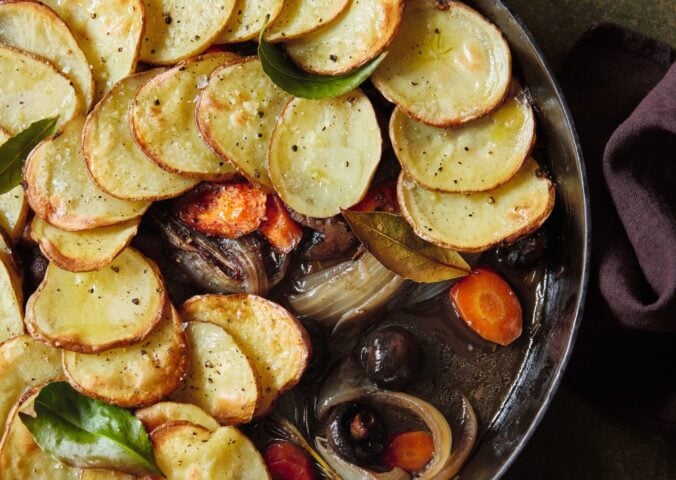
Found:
<box><xmin>557</xmin><ymin>23</ymin><xmax>676</xmax><ymax>428</ymax></box>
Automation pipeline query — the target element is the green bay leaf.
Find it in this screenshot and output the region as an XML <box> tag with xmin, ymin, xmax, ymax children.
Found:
<box><xmin>342</xmin><ymin>210</ymin><xmax>470</xmax><ymax>283</ymax></box>
<box><xmin>19</xmin><ymin>382</ymin><xmax>162</xmax><ymax>476</ymax></box>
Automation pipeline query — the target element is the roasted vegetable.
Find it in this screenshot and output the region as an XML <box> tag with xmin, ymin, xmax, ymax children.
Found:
<box><xmin>263</xmin><ymin>441</ymin><xmax>317</xmax><ymax>480</ymax></box>
<box><xmin>382</xmin><ymin>431</ymin><xmax>434</xmax><ymax>473</ymax></box>
<box><xmin>358</xmin><ymin>326</ymin><xmax>421</xmax><ymax>390</ymax></box>
<box><xmin>326</xmin><ymin>403</ymin><xmax>387</xmax><ymax>466</ymax></box>
<box><xmin>265</xmin><ymin>0</ymin><xmax>350</xmax><ymax>42</ymax></box>
<box><xmin>495</xmin><ymin>230</ymin><xmax>548</xmax><ymax>269</ymax></box>
<box><xmin>218</xmin><ymin>0</ymin><xmax>284</xmax><ymax>43</ymax></box>
<box><xmin>260</xmin><ymin>195</ymin><xmax>304</xmax><ymax>254</ymax></box>
<box><xmin>135</xmin><ymin>402</ymin><xmax>219</xmax><ymax>433</ymax></box>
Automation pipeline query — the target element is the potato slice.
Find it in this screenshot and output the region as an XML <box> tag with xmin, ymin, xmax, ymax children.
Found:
<box><xmin>372</xmin><ymin>0</ymin><xmax>511</xmax><ymax>127</ymax></box>
<box><xmin>78</xmin><ymin>470</ymin><xmax>133</xmax><ymax>480</ymax></box>
<box><xmin>265</xmin><ymin>0</ymin><xmax>350</xmax><ymax>42</ymax></box>
<box><xmin>0</xmin><ymin>1</ymin><xmax>95</xmax><ymax>110</ymax></box>
<box><xmin>390</xmin><ymin>85</ymin><xmax>535</xmax><ymax>193</ymax></box>
<box><xmin>218</xmin><ymin>0</ymin><xmax>284</xmax><ymax>43</ymax></box>
<box><xmin>268</xmin><ymin>91</ymin><xmax>382</xmax><ymax>218</ymax></box>
<box><xmin>180</xmin><ymin>294</ymin><xmax>310</xmax><ymax>417</ymax></box>
<box><xmin>285</xmin><ymin>0</ymin><xmax>403</xmax><ymax>75</ymax></box>
<box><xmin>151</xmin><ymin>423</ymin><xmax>270</xmax><ymax>480</ymax></box>
<box><xmin>0</xmin><ymin>335</ymin><xmax>63</xmax><ymax>432</ymax></box>
<box><xmin>25</xmin><ymin>247</ymin><xmax>166</xmax><ymax>353</ymax></box>
<box><xmin>83</xmin><ymin>70</ymin><xmax>199</xmax><ymax>201</ymax></box>
<box><xmin>0</xmin><ymin>391</ymin><xmax>79</xmax><ymax>480</ymax></box>
<box><xmin>0</xmin><ymin>186</ymin><xmax>28</xmax><ymax>245</ymax></box>
<box><xmin>398</xmin><ymin>158</ymin><xmax>555</xmax><ymax>252</ymax></box>
<box><xmin>0</xmin><ymin>45</ymin><xmax>80</xmax><ymax>134</ymax></box>
<box><xmin>196</xmin><ymin>57</ymin><xmax>291</xmax><ymax>188</ymax></box>
<box><xmin>0</xmin><ymin>228</ymin><xmax>20</xmax><ymax>278</ymax></box>
<box><xmin>139</xmin><ymin>0</ymin><xmax>237</xmax><ymax>65</ymax></box>
<box><xmin>135</xmin><ymin>402</ymin><xmax>219</xmax><ymax>433</ymax></box>
<box><xmin>131</xmin><ymin>52</ymin><xmax>240</xmax><ymax>180</ymax></box>
<box><xmin>63</xmin><ymin>304</ymin><xmax>189</xmax><ymax>407</ymax></box>
<box><xmin>170</xmin><ymin>321</ymin><xmax>259</xmax><ymax>425</ymax></box>
<box><xmin>39</xmin><ymin>0</ymin><xmax>144</xmax><ymax>101</ymax></box>
<box><xmin>0</xmin><ymin>256</ymin><xmax>23</xmax><ymax>343</ymax></box>
<box><xmin>31</xmin><ymin>218</ymin><xmax>140</xmax><ymax>273</ymax></box>
<box><xmin>24</xmin><ymin>117</ymin><xmax>150</xmax><ymax>231</ymax></box>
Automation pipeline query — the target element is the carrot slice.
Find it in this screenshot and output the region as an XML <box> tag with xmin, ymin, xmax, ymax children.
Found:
<box><xmin>450</xmin><ymin>267</ymin><xmax>523</xmax><ymax>346</ymax></box>
<box><xmin>351</xmin><ymin>178</ymin><xmax>399</xmax><ymax>213</ymax></box>
<box><xmin>263</xmin><ymin>441</ymin><xmax>317</xmax><ymax>480</ymax></box>
<box><xmin>176</xmin><ymin>180</ymin><xmax>267</xmax><ymax>238</ymax></box>
<box><xmin>382</xmin><ymin>430</ymin><xmax>434</xmax><ymax>473</ymax></box>
<box><xmin>259</xmin><ymin>195</ymin><xmax>304</xmax><ymax>254</ymax></box>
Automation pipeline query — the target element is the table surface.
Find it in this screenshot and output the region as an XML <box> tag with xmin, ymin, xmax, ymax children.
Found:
<box><xmin>501</xmin><ymin>1</ymin><xmax>675</xmax><ymax>479</ymax></box>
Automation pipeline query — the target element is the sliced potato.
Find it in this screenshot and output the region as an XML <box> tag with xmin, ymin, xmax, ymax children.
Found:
<box><xmin>372</xmin><ymin>0</ymin><xmax>511</xmax><ymax>126</ymax></box>
<box><xmin>180</xmin><ymin>294</ymin><xmax>310</xmax><ymax>417</ymax></box>
<box><xmin>39</xmin><ymin>0</ymin><xmax>144</xmax><ymax>101</ymax></box>
<box><xmin>0</xmin><ymin>335</ymin><xmax>63</xmax><ymax>431</ymax></box>
<box><xmin>139</xmin><ymin>0</ymin><xmax>236</xmax><ymax>65</ymax></box>
<box><xmin>285</xmin><ymin>0</ymin><xmax>403</xmax><ymax>75</ymax></box>
<box><xmin>390</xmin><ymin>86</ymin><xmax>535</xmax><ymax>193</ymax></box>
<box><xmin>0</xmin><ymin>256</ymin><xmax>23</xmax><ymax>343</ymax></box>
<box><xmin>0</xmin><ymin>391</ymin><xmax>79</xmax><ymax>480</ymax></box>
<box><xmin>131</xmin><ymin>52</ymin><xmax>240</xmax><ymax>180</ymax></box>
<box><xmin>63</xmin><ymin>304</ymin><xmax>189</xmax><ymax>407</ymax></box>
<box><xmin>0</xmin><ymin>228</ymin><xmax>20</xmax><ymax>278</ymax></box>
<box><xmin>0</xmin><ymin>186</ymin><xmax>28</xmax><ymax>245</ymax></box>
<box><xmin>196</xmin><ymin>57</ymin><xmax>291</xmax><ymax>188</ymax></box>
<box><xmin>25</xmin><ymin>117</ymin><xmax>150</xmax><ymax>231</ymax></box>
<box><xmin>268</xmin><ymin>91</ymin><xmax>382</xmax><ymax>218</ymax></box>
<box><xmin>170</xmin><ymin>321</ymin><xmax>259</xmax><ymax>425</ymax></box>
<box><xmin>266</xmin><ymin>0</ymin><xmax>350</xmax><ymax>42</ymax></box>
<box><xmin>135</xmin><ymin>402</ymin><xmax>219</xmax><ymax>433</ymax></box>
<box><xmin>218</xmin><ymin>0</ymin><xmax>284</xmax><ymax>43</ymax></box>
<box><xmin>25</xmin><ymin>247</ymin><xmax>166</xmax><ymax>353</ymax></box>
<box><xmin>398</xmin><ymin>157</ymin><xmax>555</xmax><ymax>252</ymax></box>
<box><xmin>0</xmin><ymin>45</ymin><xmax>80</xmax><ymax>134</ymax></box>
<box><xmin>31</xmin><ymin>217</ymin><xmax>140</xmax><ymax>273</ymax></box>
<box><xmin>0</xmin><ymin>1</ymin><xmax>95</xmax><ymax>110</ymax></box>
<box><xmin>83</xmin><ymin>70</ymin><xmax>199</xmax><ymax>201</ymax></box>
<box><xmin>78</xmin><ymin>470</ymin><xmax>134</xmax><ymax>480</ymax></box>
<box><xmin>151</xmin><ymin>423</ymin><xmax>270</xmax><ymax>480</ymax></box>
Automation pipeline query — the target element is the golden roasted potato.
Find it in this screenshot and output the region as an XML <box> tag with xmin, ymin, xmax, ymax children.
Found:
<box><xmin>131</xmin><ymin>52</ymin><xmax>240</xmax><ymax>180</ymax></box>
<box><xmin>0</xmin><ymin>227</ymin><xmax>20</xmax><ymax>280</ymax></box>
<box><xmin>170</xmin><ymin>321</ymin><xmax>259</xmax><ymax>426</ymax></box>
<box><xmin>398</xmin><ymin>157</ymin><xmax>555</xmax><ymax>252</ymax></box>
<box><xmin>78</xmin><ymin>470</ymin><xmax>134</xmax><ymax>480</ymax></box>
<box><xmin>26</xmin><ymin>248</ymin><xmax>166</xmax><ymax>353</ymax></box>
<box><xmin>135</xmin><ymin>402</ymin><xmax>219</xmax><ymax>433</ymax></box>
<box><xmin>83</xmin><ymin>70</ymin><xmax>199</xmax><ymax>201</ymax></box>
<box><xmin>0</xmin><ymin>255</ymin><xmax>23</xmax><ymax>343</ymax></box>
<box><xmin>372</xmin><ymin>0</ymin><xmax>511</xmax><ymax>126</ymax></box>
<box><xmin>218</xmin><ymin>0</ymin><xmax>284</xmax><ymax>43</ymax></box>
<box><xmin>285</xmin><ymin>0</ymin><xmax>403</xmax><ymax>75</ymax></box>
<box><xmin>40</xmin><ymin>0</ymin><xmax>144</xmax><ymax>101</ymax></box>
<box><xmin>31</xmin><ymin>217</ymin><xmax>140</xmax><ymax>273</ymax></box>
<box><xmin>196</xmin><ymin>57</ymin><xmax>292</xmax><ymax>188</ymax></box>
<box><xmin>0</xmin><ymin>45</ymin><xmax>80</xmax><ymax>134</ymax></box>
<box><xmin>0</xmin><ymin>1</ymin><xmax>95</xmax><ymax>110</ymax></box>
<box><xmin>139</xmin><ymin>0</ymin><xmax>236</xmax><ymax>65</ymax></box>
<box><xmin>151</xmin><ymin>423</ymin><xmax>270</xmax><ymax>480</ymax></box>
<box><xmin>0</xmin><ymin>185</ymin><xmax>29</xmax><ymax>245</ymax></box>
<box><xmin>24</xmin><ymin>117</ymin><xmax>150</xmax><ymax>231</ymax></box>
<box><xmin>268</xmin><ymin>91</ymin><xmax>382</xmax><ymax>218</ymax></box>
<box><xmin>265</xmin><ymin>0</ymin><xmax>350</xmax><ymax>42</ymax></box>
<box><xmin>180</xmin><ymin>294</ymin><xmax>310</xmax><ymax>417</ymax></box>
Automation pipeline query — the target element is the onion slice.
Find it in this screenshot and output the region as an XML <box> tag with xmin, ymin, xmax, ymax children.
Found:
<box><xmin>436</xmin><ymin>395</ymin><xmax>478</xmax><ymax>479</ymax></box>
<box><xmin>316</xmin><ymin>438</ymin><xmax>410</xmax><ymax>480</ymax></box>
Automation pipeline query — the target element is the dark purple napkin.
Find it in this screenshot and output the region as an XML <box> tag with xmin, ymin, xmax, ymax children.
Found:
<box><xmin>557</xmin><ymin>23</ymin><xmax>676</xmax><ymax>428</ymax></box>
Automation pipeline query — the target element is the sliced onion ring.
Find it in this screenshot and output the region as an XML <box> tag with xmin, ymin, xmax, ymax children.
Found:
<box><xmin>436</xmin><ymin>395</ymin><xmax>478</xmax><ymax>479</ymax></box>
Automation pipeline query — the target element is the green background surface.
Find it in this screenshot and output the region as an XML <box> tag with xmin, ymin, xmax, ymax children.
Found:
<box><xmin>500</xmin><ymin>1</ymin><xmax>675</xmax><ymax>479</ymax></box>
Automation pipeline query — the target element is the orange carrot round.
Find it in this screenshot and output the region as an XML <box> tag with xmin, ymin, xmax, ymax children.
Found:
<box><xmin>382</xmin><ymin>430</ymin><xmax>434</xmax><ymax>473</ymax></box>
<box><xmin>351</xmin><ymin>178</ymin><xmax>399</xmax><ymax>213</ymax></box>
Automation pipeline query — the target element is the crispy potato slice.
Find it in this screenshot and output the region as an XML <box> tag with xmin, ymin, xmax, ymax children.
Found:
<box><xmin>372</xmin><ymin>0</ymin><xmax>511</xmax><ymax>127</ymax></box>
<box><xmin>0</xmin><ymin>227</ymin><xmax>20</xmax><ymax>278</ymax></box>
<box><xmin>196</xmin><ymin>57</ymin><xmax>291</xmax><ymax>188</ymax></box>
<box><xmin>180</xmin><ymin>294</ymin><xmax>310</xmax><ymax>417</ymax></box>
<box><xmin>0</xmin><ymin>186</ymin><xmax>28</xmax><ymax>245</ymax></box>
<box><xmin>265</xmin><ymin>0</ymin><xmax>350</xmax><ymax>42</ymax></box>
<box><xmin>268</xmin><ymin>91</ymin><xmax>382</xmax><ymax>218</ymax></box>
<box><xmin>139</xmin><ymin>0</ymin><xmax>237</xmax><ymax>65</ymax></box>
<box><xmin>131</xmin><ymin>52</ymin><xmax>240</xmax><ymax>180</ymax></box>
<box><xmin>0</xmin><ymin>391</ymin><xmax>79</xmax><ymax>480</ymax></box>
<box><xmin>398</xmin><ymin>157</ymin><xmax>555</xmax><ymax>252</ymax></box>
<box><xmin>79</xmin><ymin>470</ymin><xmax>134</xmax><ymax>480</ymax></box>
<box><xmin>24</xmin><ymin>117</ymin><xmax>150</xmax><ymax>231</ymax></box>
<box><xmin>40</xmin><ymin>0</ymin><xmax>144</xmax><ymax>101</ymax></box>
<box><xmin>83</xmin><ymin>70</ymin><xmax>199</xmax><ymax>201</ymax></box>
<box><xmin>63</xmin><ymin>304</ymin><xmax>189</xmax><ymax>407</ymax></box>
<box><xmin>0</xmin><ymin>1</ymin><xmax>95</xmax><ymax>110</ymax></box>
<box><xmin>135</xmin><ymin>402</ymin><xmax>219</xmax><ymax>433</ymax></box>
<box><xmin>0</xmin><ymin>256</ymin><xmax>23</xmax><ymax>343</ymax></box>
<box><xmin>218</xmin><ymin>0</ymin><xmax>284</xmax><ymax>43</ymax></box>
<box><xmin>285</xmin><ymin>0</ymin><xmax>403</xmax><ymax>75</ymax></box>
<box><xmin>390</xmin><ymin>85</ymin><xmax>535</xmax><ymax>193</ymax></box>
<box><xmin>151</xmin><ymin>423</ymin><xmax>270</xmax><ymax>480</ymax></box>
<box><xmin>0</xmin><ymin>45</ymin><xmax>80</xmax><ymax>134</ymax></box>
<box><xmin>31</xmin><ymin>217</ymin><xmax>140</xmax><ymax>273</ymax></box>
<box><xmin>25</xmin><ymin>247</ymin><xmax>166</xmax><ymax>353</ymax></box>
<box><xmin>0</xmin><ymin>335</ymin><xmax>63</xmax><ymax>432</ymax></box>
<box><xmin>170</xmin><ymin>321</ymin><xmax>259</xmax><ymax>425</ymax></box>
